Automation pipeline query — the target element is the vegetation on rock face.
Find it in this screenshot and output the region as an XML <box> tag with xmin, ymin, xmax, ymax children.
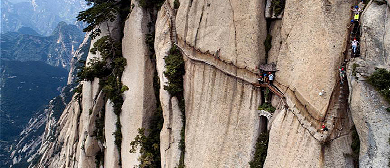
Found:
<box><xmin>271</xmin><ymin>0</ymin><xmax>285</xmax><ymax>17</ymax></box>
<box><xmin>77</xmin><ymin>1</ymin><xmax>118</xmax><ymax>39</ymax></box>
<box><xmin>164</xmin><ymin>46</ymin><xmax>185</xmax><ymax>97</ymax></box>
<box><xmin>137</xmin><ymin>0</ymin><xmax>164</xmax><ymax>9</ymax></box>
<box><xmin>258</xmin><ymin>103</ymin><xmax>276</xmax><ymax>113</ymax></box>
<box><xmin>174</xmin><ymin>0</ymin><xmax>180</xmax><ymax>9</ymax></box>
<box><xmin>76</xmin><ymin>0</ymin><xmax>131</xmax><ymax>166</ymax></box>
<box><xmin>164</xmin><ymin>45</ymin><xmax>186</xmax><ymax>168</ymax></box>
<box><xmin>249</xmin><ymin>132</ymin><xmax>269</xmax><ymax>168</ymax></box>
<box><xmin>367</xmin><ymin>68</ymin><xmax>390</xmax><ymax>104</ymax></box>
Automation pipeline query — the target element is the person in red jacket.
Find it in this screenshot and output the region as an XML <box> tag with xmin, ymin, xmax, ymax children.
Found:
<box><xmin>321</xmin><ymin>124</ymin><xmax>328</xmax><ymax>131</ymax></box>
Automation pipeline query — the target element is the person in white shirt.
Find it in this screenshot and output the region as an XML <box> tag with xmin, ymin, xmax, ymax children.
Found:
<box><xmin>352</xmin><ymin>38</ymin><xmax>359</xmax><ymax>53</ymax></box>
<box><xmin>268</xmin><ymin>72</ymin><xmax>274</xmax><ymax>85</ymax></box>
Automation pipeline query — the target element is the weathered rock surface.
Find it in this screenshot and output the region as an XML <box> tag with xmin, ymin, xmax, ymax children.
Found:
<box><xmin>348</xmin><ymin>73</ymin><xmax>390</xmax><ymax>167</ymax></box>
<box><xmin>360</xmin><ymin>1</ymin><xmax>390</xmax><ymax>70</ymax></box>
<box><xmin>347</xmin><ymin>2</ymin><xmax>390</xmax><ymax>167</ymax></box>
<box><xmin>264</xmin><ymin>0</ymin><xmax>359</xmax><ymax>167</ymax></box>
<box><xmin>275</xmin><ymin>0</ymin><xmax>353</xmax><ymax>120</ymax></box>
<box><xmin>267</xmin><ymin>20</ymin><xmax>282</xmax><ymax>64</ymax></box>
<box><xmin>104</xmin><ymin>100</ymin><xmax>120</xmax><ymax>168</ymax></box>
<box><xmin>183</xmin><ymin>61</ymin><xmax>262</xmax><ymax>167</ymax></box>
<box><xmin>120</xmin><ymin>1</ymin><xmax>156</xmax><ymax>167</ymax></box>
<box><xmin>155</xmin><ymin>2</ymin><xmax>182</xmax><ymax>167</ymax></box>
<box><xmin>175</xmin><ymin>0</ymin><xmax>267</xmax><ymax>71</ymax></box>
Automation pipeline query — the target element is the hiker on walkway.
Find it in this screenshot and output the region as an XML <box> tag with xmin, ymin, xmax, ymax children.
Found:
<box><xmin>339</xmin><ymin>67</ymin><xmax>346</xmax><ymax>84</ymax></box>
<box><xmin>321</xmin><ymin>124</ymin><xmax>328</xmax><ymax>131</ymax></box>
<box><xmin>351</xmin><ymin>6</ymin><xmax>362</xmax><ymax>21</ymax></box>
<box><xmin>352</xmin><ymin>38</ymin><xmax>359</xmax><ymax>53</ymax></box>
<box><xmin>258</xmin><ymin>75</ymin><xmax>264</xmax><ymax>84</ymax></box>
<box><xmin>268</xmin><ymin>72</ymin><xmax>274</xmax><ymax>85</ymax></box>
<box><xmin>347</xmin><ymin>19</ymin><xmax>355</xmax><ymax>28</ymax></box>
<box><xmin>264</xmin><ymin>73</ymin><xmax>268</xmax><ymax>83</ymax></box>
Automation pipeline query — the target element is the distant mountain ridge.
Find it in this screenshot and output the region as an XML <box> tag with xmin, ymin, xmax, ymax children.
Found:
<box><xmin>1</xmin><ymin>22</ymin><xmax>84</xmax><ymax>70</ymax></box>
<box><xmin>1</xmin><ymin>0</ymin><xmax>87</xmax><ymax>36</ymax></box>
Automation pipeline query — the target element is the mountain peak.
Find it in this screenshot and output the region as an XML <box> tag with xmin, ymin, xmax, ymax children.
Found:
<box><xmin>17</xmin><ymin>27</ymin><xmax>40</xmax><ymax>36</ymax></box>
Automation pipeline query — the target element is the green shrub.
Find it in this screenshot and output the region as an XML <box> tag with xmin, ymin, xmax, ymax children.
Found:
<box><xmin>137</xmin><ymin>0</ymin><xmax>164</xmax><ymax>9</ymax></box>
<box><xmin>77</xmin><ymin>2</ymin><xmax>118</xmax><ymax>39</ymax></box>
<box><xmin>174</xmin><ymin>0</ymin><xmax>180</xmax><ymax>9</ymax></box>
<box><xmin>77</xmin><ymin>58</ymin><xmax>111</xmax><ymax>81</ymax></box>
<box><xmin>271</xmin><ymin>0</ymin><xmax>286</xmax><ymax>17</ymax></box>
<box><xmin>249</xmin><ymin>132</ymin><xmax>269</xmax><ymax>168</ymax></box>
<box><xmin>367</xmin><ymin>68</ymin><xmax>390</xmax><ymax>104</ymax></box>
<box><xmin>164</xmin><ymin>45</ymin><xmax>185</xmax><ymax>97</ymax></box>
<box><xmin>164</xmin><ymin>45</ymin><xmax>186</xmax><ymax>168</ymax></box>
<box><xmin>146</xmin><ymin>33</ymin><xmax>156</xmax><ymax>61</ymax></box>
<box><xmin>130</xmin><ymin>128</ymin><xmax>162</xmax><ymax>168</ymax></box>
<box><xmin>95</xmin><ymin>150</ymin><xmax>104</xmax><ymax>168</ymax></box>
<box><xmin>264</xmin><ymin>34</ymin><xmax>272</xmax><ymax>54</ymax></box>
<box><xmin>258</xmin><ymin>103</ymin><xmax>276</xmax><ymax>113</ymax></box>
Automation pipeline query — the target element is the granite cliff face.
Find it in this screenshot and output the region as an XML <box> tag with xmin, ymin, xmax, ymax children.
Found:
<box><xmin>34</xmin><ymin>0</ymin><xmax>390</xmax><ymax>167</ymax></box>
<box><xmin>348</xmin><ymin>1</ymin><xmax>390</xmax><ymax>167</ymax></box>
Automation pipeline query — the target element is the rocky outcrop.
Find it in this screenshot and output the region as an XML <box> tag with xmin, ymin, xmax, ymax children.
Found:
<box><xmin>34</xmin><ymin>20</ymin><xmax>119</xmax><ymax>167</ymax></box>
<box><xmin>67</xmin><ymin>33</ymin><xmax>91</xmax><ymax>85</ymax></box>
<box><xmin>155</xmin><ymin>2</ymin><xmax>183</xmax><ymax>167</ymax></box>
<box><xmin>34</xmin><ymin>1</ymin><xmax>157</xmax><ymax>167</ymax></box>
<box><xmin>120</xmin><ymin>1</ymin><xmax>156</xmax><ymax>167</ymax></box>
<box><xmin>347</xmin><ymin>1</ymin><xmax>390</xmax><ymax>167</ymax></box>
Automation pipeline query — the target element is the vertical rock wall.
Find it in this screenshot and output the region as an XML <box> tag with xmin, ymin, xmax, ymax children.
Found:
<box><xmin>76</xmin><ymin>19</ymin><xmax>121</xmax><ymax>168</ymax></box>
<box><xmin>120</xmin><ymin>1</ymin><xmax>156</xmax><ymax>167</ymax></box>
<box><xmin>166</xmin><ymin>0</ymin><xmax>267</xmax><ymax>167</ymax></box>
<box><xmin>275</xmin><ymin>0</ymin><xmax>353</xmax><ymax>119</ymax></box>
<box><xmin>183</xmin><ymin>61</ymin><xmax>262</xmax><ymax>167</ymax></box>
<box><xmin>265</xmin><ymin>0</ymin><xmax>356</xmax><ymax>167</ymax></box>
<box><xmin>155</xmin><ymin>2</ymin><xmax>183</xmax><ymax>167</ymax></box>
<box><xmin>348</xmin><ymin>1</ymin><xmax>390</xmax><ymax>167</ymax></box>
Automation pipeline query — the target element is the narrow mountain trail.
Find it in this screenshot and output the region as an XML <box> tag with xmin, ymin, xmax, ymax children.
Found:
<box><xmin>162</xmin><ymin>1</ymin><xmax>361</xmax><ymax>143</ymax></box>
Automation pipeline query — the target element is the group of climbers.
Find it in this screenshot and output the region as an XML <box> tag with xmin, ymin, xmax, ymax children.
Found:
<box><xmin>321</xmin><ymin>4</ymin><xmax>365</xmax><ymax>133</ymax></box>
<box><xmin>350</xmin><ymin>5</ymin><xmax>363</xmax><ymax>57</ymax></box>
<box><xmin>258</xmin><ymin>71</ymin><xmax>275</xmax><ymax>85</ymax></box>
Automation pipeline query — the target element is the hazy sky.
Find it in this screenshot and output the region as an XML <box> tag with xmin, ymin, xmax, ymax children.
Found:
<box><xmin>10</xmin><ymin>0</ymin><xmax>30</xmax><ymax>3</ymax></box>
